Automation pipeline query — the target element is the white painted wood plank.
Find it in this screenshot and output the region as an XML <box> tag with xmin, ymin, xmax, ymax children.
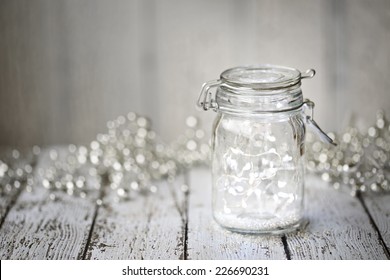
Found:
<box><xmin>361</xmin><ymin>193</ymin><xmax>390</xmax><ymax>253</ymax></box>
<box><xmin>286</xmin><ymin>176</ymin><xmax>388</xmax><ymax>259</ymax></box>
<box><xmin>85</xmin><ymin>175</ymin><xmax>186</xmax><ymax>260</ymax></box>
<box><xmin>186</xmin><ymin>168</ymin><xmax>287</xmax><ymax>260</ymax></box>
<box><xmin>0</xmin><ymin>148</ymin><xmax>98</xmax><ymax>259</ymax></box>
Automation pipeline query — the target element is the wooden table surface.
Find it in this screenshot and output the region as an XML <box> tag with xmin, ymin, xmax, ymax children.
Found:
<box><xmin>0</xmin><ymin>149</ymin><xmax>389</xmax><ymax>260</ymax></box>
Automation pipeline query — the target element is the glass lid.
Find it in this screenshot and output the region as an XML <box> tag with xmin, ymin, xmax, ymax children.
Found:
<box><xmin>220</xmin><ymin>64</ymin><xmax>302</xmax><ymax>90</ymax></box>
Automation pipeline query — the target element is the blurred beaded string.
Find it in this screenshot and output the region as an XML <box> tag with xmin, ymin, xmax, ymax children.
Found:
<box><xmin>0</xmin><ymin>111</ymin><xmax>389</xmax><ymax>204</ymax></box>
<box><xmin>306</xmin><ymin>110</ymin><xmax>390</xmax><ymax>195</ymax></box>
<box><xmin>0</xmin><ymin>113</ymin><xmax>210</xmax><ymax>204</ymax></box>
<box><xmin>0</xmin><ymin>148</ymin><xmax>37</xmax><ymax>195</ymax></box>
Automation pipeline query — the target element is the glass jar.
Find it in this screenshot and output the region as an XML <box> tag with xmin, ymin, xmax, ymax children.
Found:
<box><xmin>198</xmin><ymin>65</ymin><xmax>334</xmax><ymax>234</ymax></box>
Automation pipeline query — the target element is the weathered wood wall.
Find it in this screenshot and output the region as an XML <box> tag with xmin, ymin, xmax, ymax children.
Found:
<box><xmin>0</xmin><ymin>0</ymin><xmax>389</xmax><ymax>146</ymax></box>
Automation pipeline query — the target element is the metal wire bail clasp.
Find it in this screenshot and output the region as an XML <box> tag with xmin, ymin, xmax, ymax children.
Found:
<box><xmin>301</xmin><ymin>69</ymin><xmax>316</xmax><ymax>80</ymax></box>
<box><xmin>302</xmin><ymin>99</ymin><xmax>337</xmax><ymax>146</ymax></box>
<box><xmin>197</xmin><ymin>80</ymin><xmax>221</xmax><ymax>111</ymax></box>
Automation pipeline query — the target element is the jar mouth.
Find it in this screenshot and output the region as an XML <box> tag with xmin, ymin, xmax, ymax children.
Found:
<box><xmin>220</xmin><ymin>64</ymin><xmax>302</xmax><ymax>90</ymax></box>
<box><xmin>216</xmin><ymin>86</ymin><xmax>304</xmax><ymax>115</ymax></box>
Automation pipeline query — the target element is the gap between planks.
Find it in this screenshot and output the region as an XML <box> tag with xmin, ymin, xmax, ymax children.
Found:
<box><xmin>80</xmin><ymin>174</ymin><xmax>109</xmax><ymax>260</ymax></box>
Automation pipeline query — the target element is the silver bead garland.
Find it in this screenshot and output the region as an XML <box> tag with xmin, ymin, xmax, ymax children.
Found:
<box><xmin>1</xmin><ymin>113</ymin><xmax>210</xmax><ymax>204</ymax></box>
<box><xmin>0</xmin><ymin>148</ymin><xmax>38</xmax><ymax>195</ymax></box>
<box><xmin>0</xmin><ymin>111</ymin><xmax>389</xmax><ymax>203</ymax></box>
<box><xmin>306</xmin><ymin>110</ymin><xmax>390</xmax><ymax>195</ymax></box>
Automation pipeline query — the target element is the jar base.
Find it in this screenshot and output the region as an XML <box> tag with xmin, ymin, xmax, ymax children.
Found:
<box><xmin>215</xmin><ymin>219</ymin><xmax>305</xmax><ymax>235</ymax></box>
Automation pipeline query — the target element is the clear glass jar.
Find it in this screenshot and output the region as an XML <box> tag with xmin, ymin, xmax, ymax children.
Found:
<box><xmin>198</xmin><ymin>65</ymin><xmax>334</xmax><ymax>234</ymax></box>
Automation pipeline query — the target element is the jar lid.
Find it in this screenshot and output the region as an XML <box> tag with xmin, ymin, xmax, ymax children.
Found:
<box><xmin>220</xmin><ymin>65</ymin><xmax>303</xmax><ymax>90</ymax></box>
<box><xmin>198</xmin><ymin>64</ymin><xmax>315</xmax><ymax>114</ymax></box>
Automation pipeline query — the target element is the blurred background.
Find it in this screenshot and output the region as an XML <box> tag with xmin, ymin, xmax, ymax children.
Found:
<box><xmin>0</xmin><ymin>0</ymin><xmax>389</xmax><ymax>147</ymax></box>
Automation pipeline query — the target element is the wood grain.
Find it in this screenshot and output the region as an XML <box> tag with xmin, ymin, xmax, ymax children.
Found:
<box><xmin>0</xmin><ymin>148</ymin><xmax>99</xmax><ymax>259</ymax></box>
<box><xmin>285</xmin><ymin>176</ymin><xmax>388</xmax><ymax>259</ymax></box>
<box><xmin>361</xmin><ymin>193</ymin><xmax>390</xmax><ymax>253</ymax></box>
<box><xmin>84</xmin><ymin>175</ymin><xmax>186</xmax><ymax>260</ymax></box>
<box><xmin>186</xmin><ymin>168</ymin><xmax>287</xmax><ymax>260</ymax></box>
